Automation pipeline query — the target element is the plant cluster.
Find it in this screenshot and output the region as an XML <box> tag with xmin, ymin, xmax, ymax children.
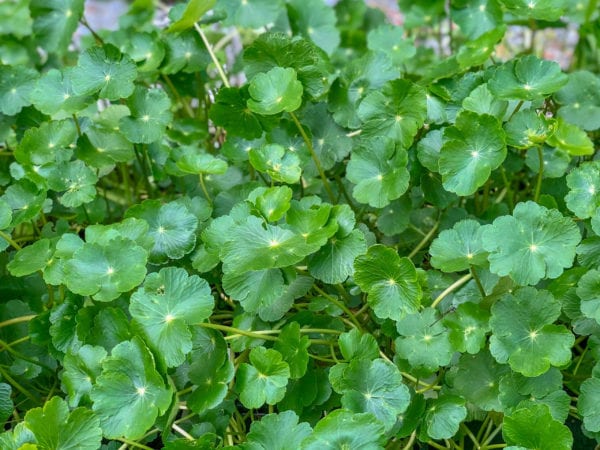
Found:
<box><xmin>1</xmin><ymin>0</ymin><xmax>600</xmax><ymax>448</ymax></box>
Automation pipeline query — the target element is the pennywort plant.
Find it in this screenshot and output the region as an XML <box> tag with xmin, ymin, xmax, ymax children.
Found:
<box><xmin>0</xmin><ymin>0</ymin><xmax>599</xmax><ymax>448</ymax></box>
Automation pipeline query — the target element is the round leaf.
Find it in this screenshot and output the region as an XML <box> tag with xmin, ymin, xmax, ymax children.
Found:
<box><xmin>130</xmin><ymin>267</ymin><xmax>214</xmax><ymax>367</ymax></box>
<box><xmin>354</xmin><ymin>245</ymin><xmax>421</xmax><ymax>321</ymax></box>
<box><xmin>346</xmin><ymin>137</ymin><xmax>410</xmax><ymax>208</ymax></box>
<box><xmin>236</xmin><ymin>347</ymin><xmax>290</xmax><ymax>409</ymax></box>
<box><xmin>24</xmin><ymin>396</ymin><xmax>102</xmax><ymax>450</ymax></box>
<box><xmin>91</xmin><ymin>337</ymin><xmax>172</xmax><ymax>439</ymax></box>
<box><xmin>71</xmin><ymin>44</ymin><xmax>137</xmax><ymax>100</ymax></box>
<box><xmin>565</xmin><ymin>161</ymin><xmax>600</xmax><ymax>218</ymax></box>
<box><xmin>482</xmin><ymin>201</ymin><xmax>581</xmax><ymax>285</ymax></box>
<box><xmin>503</xmin><ymin>404</ymin><xmax>573</xmax><ymax>450</ymax></box>
<box><xmin>247</xmin><ymin>67</ymin><xmax>303</xmax><ymax>115</ymax></box>
<box><xmin>489</xmin><ymin>287</ymin><xmax>574</xmax><ymax>377</ymax></box>
<box><xmin>126</xmin><ymin>200</ymin><xmax>198</xmax><ymax>264</ymax></box>
<box><xmin>120</xmin><ymin>87</ymin><xmax>173</xmax><ymax>144</ymax></box>
<box><xmin>439</xmin><ymin>111</ymin><xmax>507</xmax><ymax>196</ymax></box>
<box><xmin>64</xmin><ymin>237</ymin><xmax>148</xmax><ymax>302</ymax></box>
<box><xmin>488</xmin><ymin>55</ymin><xmax>568</xmax><ymax>100</ymax></box>
<box><xmin>300</xmin><ymin>410</ymin><xmax>385</xmax><ymax>450</ymax></box>
<box><xmin>430</xmin><ymin>219</ymin><xmax>488</xmax><ymax>272</ymax></box>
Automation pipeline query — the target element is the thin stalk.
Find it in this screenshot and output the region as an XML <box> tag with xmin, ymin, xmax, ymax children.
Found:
<box><xmin>199</xmin><ymin>322</ymin><xmax>279</xmax><ymax>341</ymax></box>
<box><xmin>72</xmin><ymin>114</ymin><xmax>82</xmax><ymax>137</ymax></box>
<box><xmin>133</xmin><ymin>145</ymin><xmax>153</xmax><ymax>197</ymax></box>
<box><xmin>572</xmin><ymin>341</ymin><xmax>589</xmax><ymax>376</ymax></box>
<box><xmin>481</xmin><ymin>424</ymin><xmax>503</xmax><ymax>447</ymax></box>
<box><xmin>119</xmin><ymin>163</ymin><xmax>133</xmax><ymax>205</ymax></box>
<box><xmin>313</xmin><ymin>285</ymin><xmax>363</xmax><ymax>330</ymax></box>
<box><xmin>470</xmin><ymin>266</ymin><xmax>486</xmax><ymax>298</ymax></box>
<box><xmin>80</xmin><ymin>17</ymin><xmax>104</xmax><ymax>44</ymax></box>
<box><xmin>116</xmin><ymin>438</ymin><xmax>153</xmax><ymax>450</ymax></box>
<box><xmin>460</xmin><ymin>423</ymin><xmax>480</xmax><ymax>449</ymax></box>
<box><xmin>199</xmin><ymin>173</ymin><xmax>212</xmax><ymax>205</ymax></box>
<box><xmin>0</xmin><ymin>230</ymin><xmax>22</xmax><ymax>251</ymax></box>
<box><xmin>534</xmin><ymin>145</ymin><xmax>544</xmax><ymax>202</ymax></box>
<box><xmin>431</xmin><ymin>273</ymin><xmax>472</xmax><ymax>309</ymax></box>
<box><xmin>508</xmin><ymin>100</ymin><xmax>524</xmax><ymax>121</ymax></box>
<box><xmin>172</xmin><ymin>423</ymin><xmax>194</xmax><ymax>440</ymax></box>
<box><xmin>0</xmin><ymin>366</ymin><xmax>37</xmax><ymax>403</ymax></box>
<box><xmin>162</xmin><ymin>74</ymin><xmax>194</xmax><ymax>118</ymax></box>
<box><xmin>401</xmin><ymin>431</ymin><xmax>417</xmax><ymax>450</ymax></box>
<box><xmin>499</xmin><ymin>167</ymin><xmax>514</xmax><ymax>211</ymax></box>
<box><xmin>194</xmin><ymin>23</ymin><xmax>230</xmax><ymax>88</ymax></box>
<box><xmin>289</xmin><ymin>111</ymin><xmax>336</xmax><ymax>203</ymax></box>
<box><xmin>407</xmin><ymin>219</ymin><xmax>439</xmax><ymax>259</ymax></box>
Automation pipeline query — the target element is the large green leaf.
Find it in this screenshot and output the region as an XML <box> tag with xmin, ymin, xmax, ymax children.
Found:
<box><xmin>395</xmin><ymin>308</ymin><xmax>454</xmax><ymax>372</ymax></box>
<box><xmin>354</xmin><ymin>245</ymin><xmax>421</xmax><ymax>321</ymax></box>
<box><xmin>301</xmin><ymin>410</ymin><xmax>385</xmax><ymax>450</ymax></box>
<box><xmin>489</xmin><ymin>287</ymin><xmax>574</xmax><ymax>376</ymax></box>
<box><xmin>439</xmin><ymin>111</ymin><xmax>507</xmax><ymax>196</ymax></box>
<box><xmin>0</xmin><ymin>65</ymin><xmax>38</xmax><ymax>115</ymax></box>
<box><xmin>236</xmin><ymin>347</ymin><xmax>290</xmax><ymax>408</ymax></box>
<box><xmin>242</xmin><ymin>411</ymin><xmax>312</xmax><ymax>450</ymax></box>
<box><xmin>499</xmin><ymin>0</ymin><xmax>568</xmax><ymax>21</ymax></box>
<box><xmin>503</xmin><ymin>404</ymin><xmax>573</xmax><ymax>450</ymax></box>
<box><xmin>346</xmin><ymin>137</ymin><xmax>409</xmax><ymax>208</ymax></box>
<box><xmin>130</xmin><ymin>267</ymin><xmax>214</xmax><ymax>367</ymax></box>
<box><xmin>430</xmin><ymin>219</ymin><xmax>488</xmax><ymax>272</ymax></box>
<box><xmin>30</xmin><ymin>0</ymin><xmax>84</xmax><ymax>54</ymax></box>
<box><xmin>126</xmin><ymin>200</ymin><xmax>198</xmax><ymax>264</ymax></box>
<box><xmin>287</xmin><ymin>0</ymin><xmax>340</xmax><ymax>55</ymax></box>
<box><xmin>330</xmin><ymin>358</ymin><xmax>410</xmax><ymax>431</ymax></box>
<box><xmin>90</xmin><ymin>337</ymin><xmax>172</xmax><ymax>439</ymax></box>
<box><xmin>61</xmin><ymin>345</ymin><xmax>107</xmax><ymax>407</ymax></box>
<box><xmin>482</xmin><ymin>201</ymin><xmax>581</xmax><ymax>285</ymax></box>
<box><xmin>24</xmin><ymin>396</ymin><xmax>102</xmax><ymax>450</ymax></box>
<box><xmin>71</xmin><ymin>45</ymin><xmax>137</xmax><ymax>100</ymax></box>
<box><xmin>120</xmin><ymin>87</ymin><xmax>173</xmax><ymax>144</ymax></box>
<box><xmin>488</xmin><ymin>55</ymin><xmax>568</xmax><ymax>100</ymax></box>
<box><xmin>565</xmin><ymin>161</ymin><xmax>600</xmax><ymax>218</ymax></box>
<box><xmin>64</xmin><ymin>237</ymin><xmax>148</xmax><ymax>302</ymax></box>
<box><xmin>247</xmin><ymin>67</ymin><xmax>303</xmax><ymax>115</ymax></box>
<box><xmin>357</xmin><ymin>79</ymin><xmax>427</xmax><ymax>148</ymax></box>
<box><xmin>219</xmin><ymin>0</ymin><xmax>284</xmax><ymax>29</ymax></box>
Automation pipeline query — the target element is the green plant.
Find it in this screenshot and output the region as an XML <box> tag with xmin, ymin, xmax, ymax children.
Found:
<box><xmin>0</xmin><ymin>0</ymin><xmax>600</xmax><ymax>448</ymax></box>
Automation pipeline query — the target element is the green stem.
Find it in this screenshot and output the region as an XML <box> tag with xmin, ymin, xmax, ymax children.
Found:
<box><xmin>116</xmin><ymin>438</ymin><xmax>154</xmax><ymax>450</ymax></box>
<box><xmin>0</xmin><ymin>365</ymin><xmax>37</xmax><ymax>403</ymax></box>
<box><xmin>508</xmin><ymin>100</ymin><xmax>524</xmax><ymax>121</ymax></box>
<box><xmin>470</xmin><ymin>266</ymin><xmax>486</xmax><ymax>298</ymax></box>
<box><xmin>118</xmin><ymin>163</ymin><xmax>133</xmax><ymax>205</ymax></box>
<box><xmin>499</xmin><ymin>167</ymin><xmax>514</xmax><ymax>211</ymax></box>
<box><xmin>0</xmin><ymin>315</ymin><xmax>36</xmax><ymax>329</ymax></box>
<box><xmin>534</xmin><ymin>145</ymin><xmax>544</xmax><ymax>202</ymax></box>
<box><xmin>460</xmin><ymin>423</ymin><xmax>480</xmax><ymax>449</ymax></box>
<box><xmin>199</xmin><ymin>173</ymin><xmax>212</xmax><ymax>205</ymax></box>
<box><xmin>289</xmin><ymin>111</ymin><xmax>336</xmax><ymax>203</ymax></box>
<box><xmin>408</xmin><ymin>219</ymin><xmax>439</xmax><ymax>259</ymax></box>
<box><xmin>0</xmin><ymin>230</ymin><xmax>22</xmax><ymax>251</ymax></box>
<box><xmin>194</xmin><ymin>23</ymin><xmax>230</xmax><ymax>88</ymax></box>
<box><xmin>572</xmin><ymin>341</ymin><xmax>589</xmax><ymax>376</ymax></box>
<box><xmin>162</xmin><ymin>74</ymin><xmax>194</xmax><ymax>118</ymax></box>
<box><xmin>313</xmin><ymin>285</ymin><xmax>363</xmax><ymax>330</ymax></box>
<box><xmin>431</xmin><ymin>273</ymin><xmax>472</xmax><ymax>309</ymax></box>
<box><xmin>72</xmin><ymin>114</ymin><xmax>82</xmax><ymax>137</ymax></box>
<box><xmin>199</xmin><ymin>322</ymin><xmax>279</xmax><ymax>341</ymax></box>
<box><xmin>401</xmin><ymin>431</ymin><xmax>417</xmax><ymax>450</ymax></box>
<box><xmin>134</xmin><ymin>145</ymin><xmax>153</xmax><ymax>197</ymax></box>
<box><xmin>80</xmin><ymin>16</ymin><xmax>104</xmax><ymax>44</ymax></box>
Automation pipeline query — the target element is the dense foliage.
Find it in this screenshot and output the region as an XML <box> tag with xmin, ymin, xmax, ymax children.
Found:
<box><xmin>1</xmin><ymin>0</ymin><xmax>600</xmax><ymax>448</ymax></box>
